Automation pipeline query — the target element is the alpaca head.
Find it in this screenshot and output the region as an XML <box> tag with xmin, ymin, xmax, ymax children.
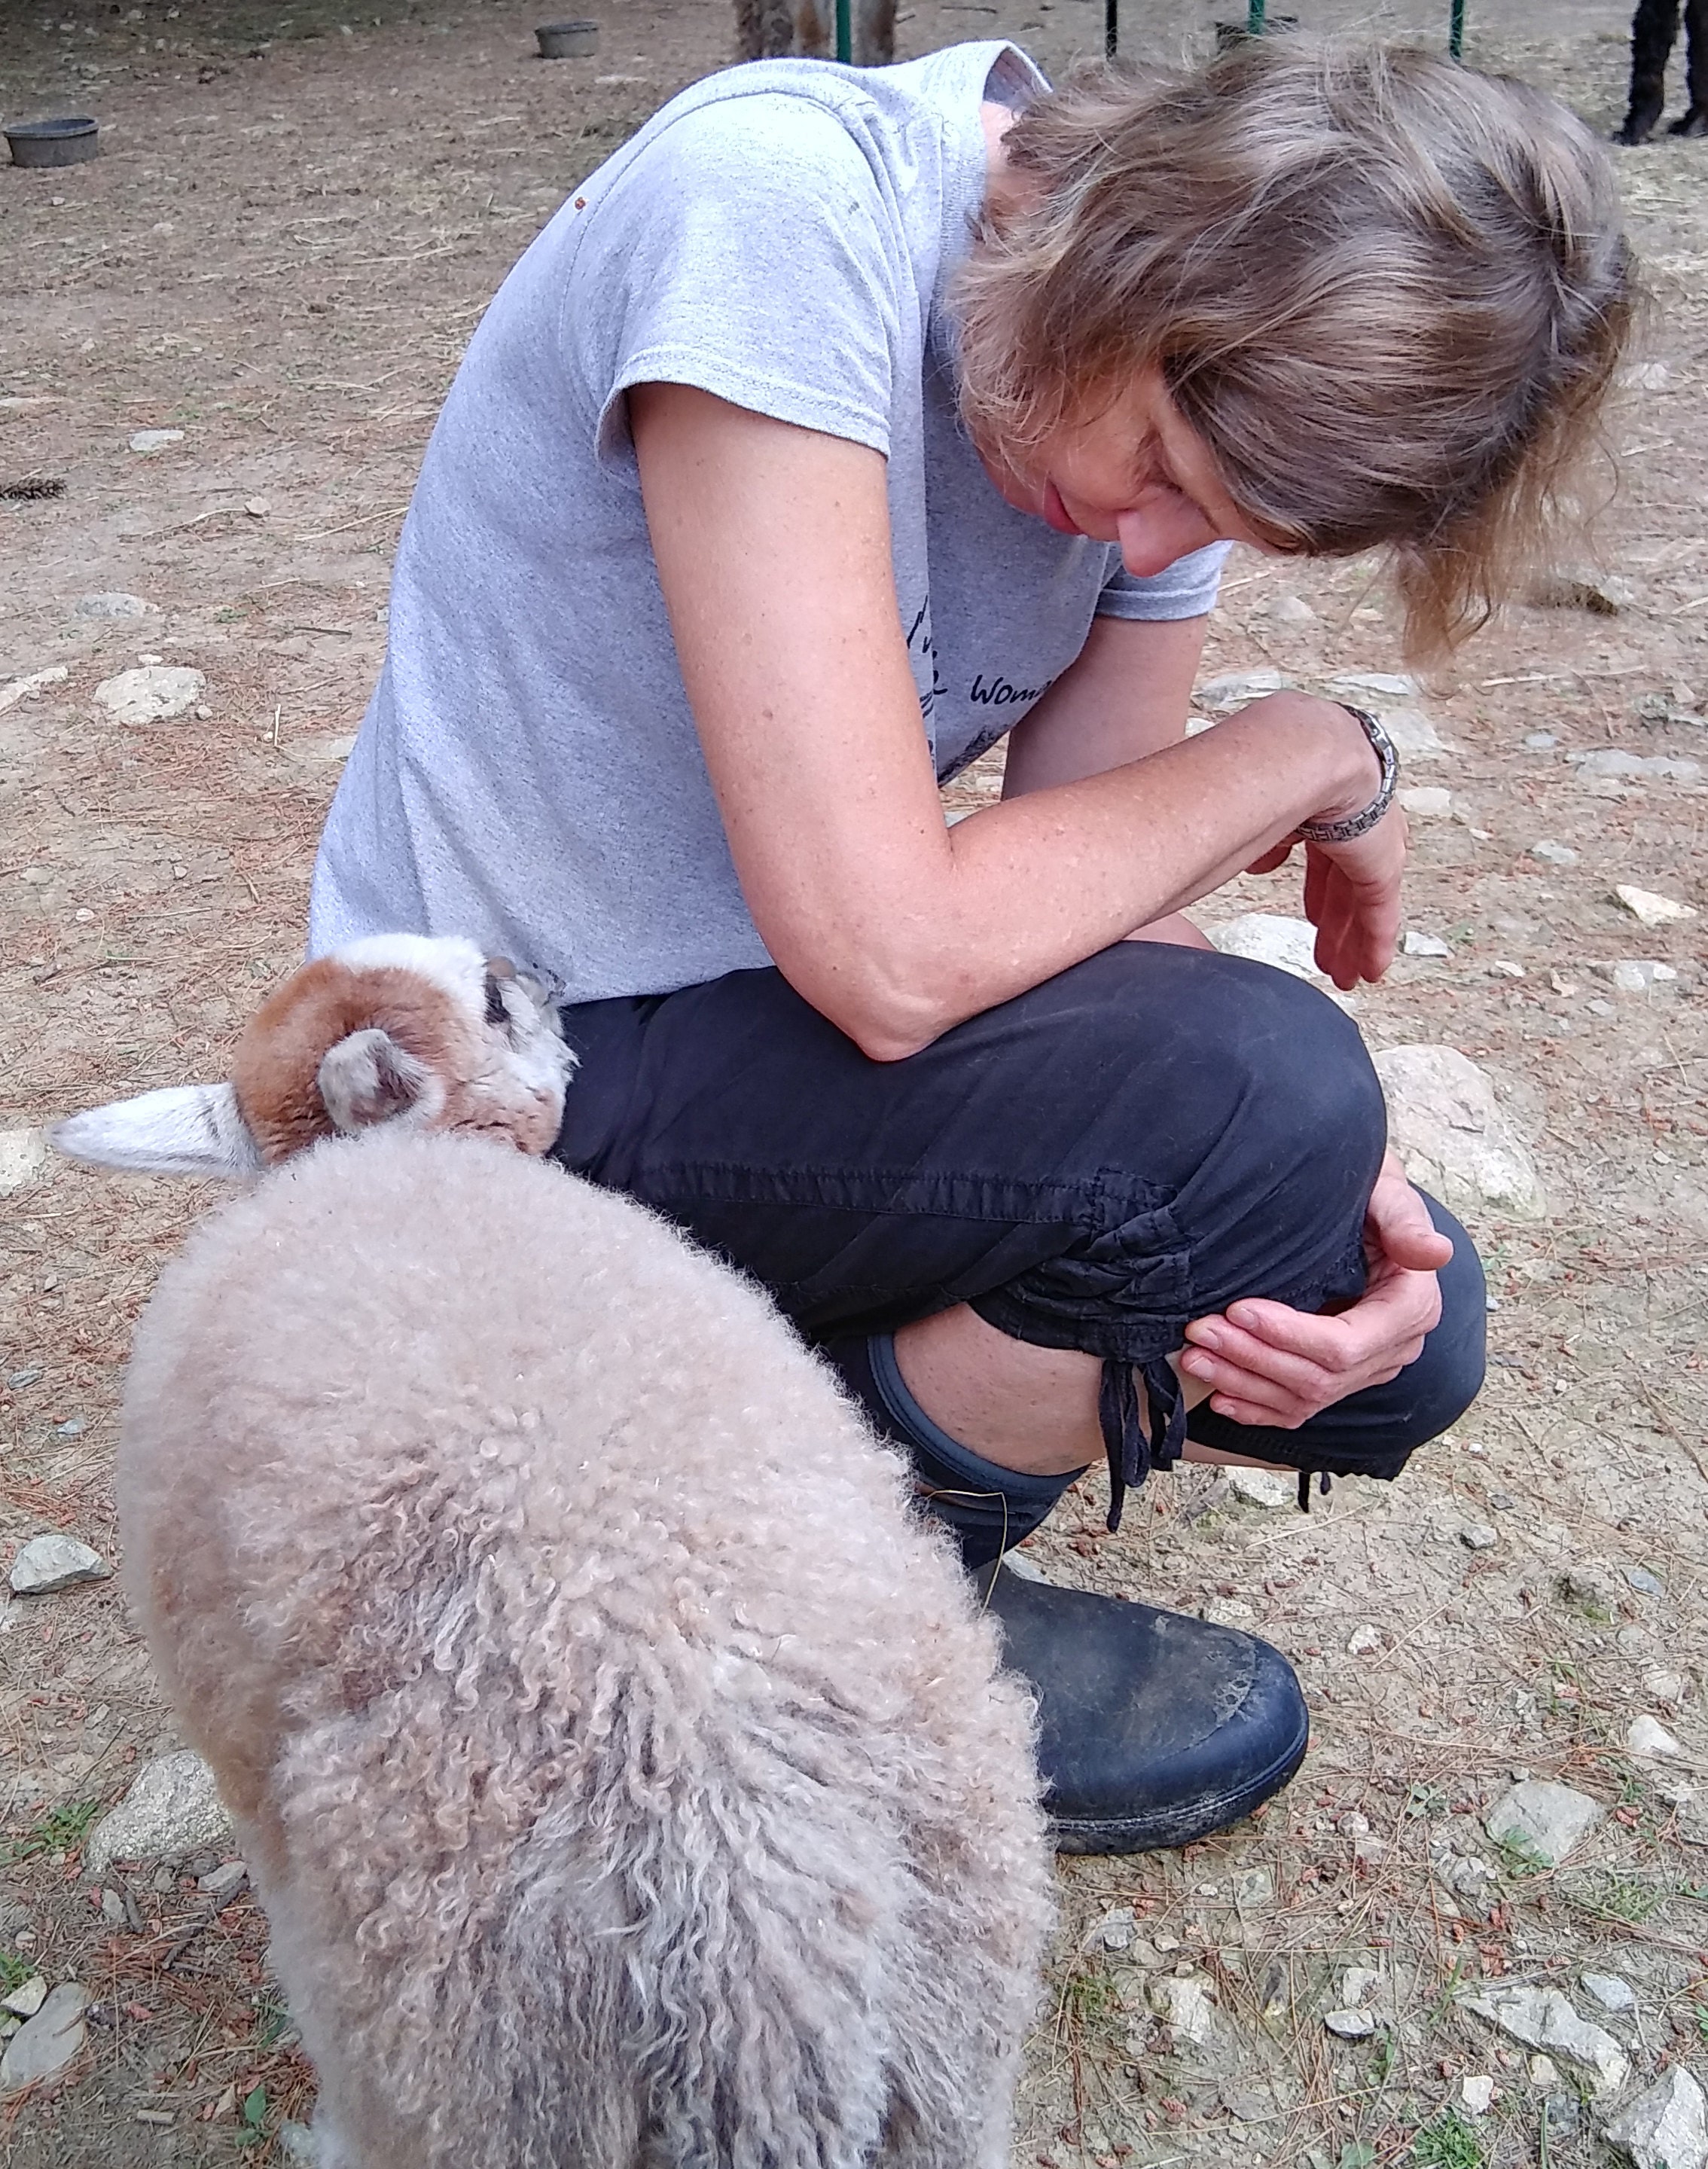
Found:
<box><xmin>52</xmin><ymin>935</ymin><xmax>576</xmax><ymax>1179</ymax></box>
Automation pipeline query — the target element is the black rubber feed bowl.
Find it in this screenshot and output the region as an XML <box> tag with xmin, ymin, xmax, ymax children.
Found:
<box><xmin>536</xmin><ymin>20</ymin><xmax>598</xmax><ymax>56</ymax></box>
<box><xmin>6</xmin><ymin>117</ymin><xmax>99</xmax><ymax>168</ymax></box>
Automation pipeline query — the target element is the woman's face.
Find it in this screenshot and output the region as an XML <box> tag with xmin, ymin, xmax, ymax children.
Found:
<box><xmin>977</xmin><ymin>365</ymin><xmax>1278</xmax><ymax>577</ymax></box>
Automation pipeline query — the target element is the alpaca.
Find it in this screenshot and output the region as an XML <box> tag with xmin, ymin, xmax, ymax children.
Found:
<box><xmin>736</xmin><ymin>0</ymin><xmax>896</xmax><ymax>68</ymax></box>
<box><xmin>1615</xmin><ymin>0</ymin><xmax>1707</xmax><ymax>141</ymax></box>
<box><xmin>54</xmin><ymin>935</ymin><xmax>1051</xmax><ymax>2169</ymax></box>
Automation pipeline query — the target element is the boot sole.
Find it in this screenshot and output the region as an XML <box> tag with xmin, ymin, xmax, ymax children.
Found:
<box><xmin>1048</xmin><ymin>1718</ymin><xmax>1309</xmax><ymax>1854</ymax></box>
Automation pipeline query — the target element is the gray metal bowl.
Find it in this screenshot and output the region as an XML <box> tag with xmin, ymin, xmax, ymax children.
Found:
<box><xmin>5</xmin><ymin>117</ymin><xmax>99</xmax><ymax>168</ymax></box>
<box><xmin>536</xmin><ymin>20</ymin><xmax>598</xmax><ymax>57</ymax></box>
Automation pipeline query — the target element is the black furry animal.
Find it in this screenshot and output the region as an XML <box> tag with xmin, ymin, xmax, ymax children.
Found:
<box><xmin>1615</xmin><ymin>0</ymin><xmax>1706</xmax><ymax>142</ymax></box>
<box><xmin>735</xmin><ymin>0</ymin><xmax>895</xmax><ymax>66</ymax></box>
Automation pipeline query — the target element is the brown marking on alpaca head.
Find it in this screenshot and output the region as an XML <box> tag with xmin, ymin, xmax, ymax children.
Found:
<box><xmin>53</xmin><ymin>935</ymin><xmax>575</xmax><ymax>1181</ymax></box>
<box><xmin>232</xmin><ymin>960</ymin><xmax>474</xmax><ymax>1166</ymax></box>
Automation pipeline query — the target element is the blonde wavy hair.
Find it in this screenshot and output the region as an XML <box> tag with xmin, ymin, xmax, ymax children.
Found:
<box><xmin>954</xmin><ymin>39</ymin><xmax>1637</xmax><ymax>658</ymax></box>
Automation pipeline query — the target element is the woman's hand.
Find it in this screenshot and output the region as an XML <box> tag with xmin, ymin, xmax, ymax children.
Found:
<box><xmin>1177</xmin><ymin>1152</ymin><xmax>1452</xmax><ymax>1428</ymax></box>
<box><xmin>1246</xmin><ymin>800</ymin><xmax>1409</xmax><ymax>990</ymax></box>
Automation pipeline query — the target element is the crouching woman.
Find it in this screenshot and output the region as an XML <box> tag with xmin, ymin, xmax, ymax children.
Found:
<box><xmin>309</xmin><ymin>35</ymin><xmax>1633</xmax><ymax>1850</ymax></box>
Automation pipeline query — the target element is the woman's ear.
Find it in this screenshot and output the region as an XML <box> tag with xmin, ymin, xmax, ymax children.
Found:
<box><xmin>316</xmin><ymin>1028</ymin><xmax>444</xmax><ymax>1135</ymax></box>
<box><xmin>51</xmin><ymin>1083</ymin><xmax>264</xmax><ymax>1179</ymax></box>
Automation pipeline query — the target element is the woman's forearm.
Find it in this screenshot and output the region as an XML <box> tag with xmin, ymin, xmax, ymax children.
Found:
<box><xmin>857</xmin><ymin>697</ymin><xmax>1377</xmax><ymax>1055</ymax></box>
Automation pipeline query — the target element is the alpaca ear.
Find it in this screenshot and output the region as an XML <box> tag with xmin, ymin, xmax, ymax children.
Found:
<box><xmin>316</xmin><ymin>1028</ymin><xmax>443</xmax><ymax>1135</ymax></box>
<box><xmin>51</xmin><ymin>1082</ymin><xmax>263</xmax><ymax>1179</ymax></box>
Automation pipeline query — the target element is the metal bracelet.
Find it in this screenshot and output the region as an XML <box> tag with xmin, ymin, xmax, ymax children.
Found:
<box><xmin>1295</xmin><ymin>705</ymin><xmax>1399</xmax><ymax>844</ymax></box>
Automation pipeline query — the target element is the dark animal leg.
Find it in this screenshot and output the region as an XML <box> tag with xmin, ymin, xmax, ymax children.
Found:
<box><xmin>856</xmin><ymin>0</ymin><xmax>897</xmax><ymax>64</ymax></box>
<box><xmin>1667</xmin><ymin>0</ymin><xmax>1708</xmax><ymax>127</ymax></box>
<box><xmin>1617</xmin><ymin>0</ymin><xmax>1679</xmax><ymax>140</ymax></box>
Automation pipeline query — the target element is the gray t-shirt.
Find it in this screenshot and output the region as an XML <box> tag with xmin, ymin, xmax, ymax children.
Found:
<box><xmin>308</xmin><ymin>41</ymin><xmax>1229</xmax><ymax>999</ymax></box>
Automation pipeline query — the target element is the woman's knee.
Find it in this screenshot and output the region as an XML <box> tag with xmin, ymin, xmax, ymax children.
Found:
<box><xmin>1395</xmin><ymin>1194</ymin><xmax>1488</xmax><ymax>1443</ymax></box>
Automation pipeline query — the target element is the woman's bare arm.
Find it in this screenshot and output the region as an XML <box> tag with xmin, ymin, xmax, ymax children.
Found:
<box><xmin>632</xmin><ymin>383</ymin><xmax>1386</xmax><ymax>1059</ymax></box>
<box><xmin>1002</xmin><ymin>612</ymin><xmax>1216</xmax><ymax>948</ymax></box>
<box><xmin>1000</xmin><ymin>611</ymin><xmax>1210</xmax><ymax>794</ymax></box>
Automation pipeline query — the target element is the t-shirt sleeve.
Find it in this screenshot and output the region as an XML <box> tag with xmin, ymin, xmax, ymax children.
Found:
<box><xmin>1094</xmin><ymin>540</ymin><xmax>1232</xmax><ymax>621</ymax></box>
<box><xmin>564</xmin><ymin>91</ymin><xmax>907</xmax><ymax>466</ymax></box>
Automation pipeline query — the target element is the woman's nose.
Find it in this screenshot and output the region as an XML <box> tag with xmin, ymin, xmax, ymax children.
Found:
<box><xmin>1115</xmin><ymin>496</ymin><xmax>1216</xmax><ymax>578</ymax></box>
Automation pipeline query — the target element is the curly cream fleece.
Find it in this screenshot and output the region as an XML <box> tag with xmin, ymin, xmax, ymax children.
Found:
<box><xmin>119</xmin><ymin>1127</ymin><xmax>1051</xmax><ymax>2169</ymax></box>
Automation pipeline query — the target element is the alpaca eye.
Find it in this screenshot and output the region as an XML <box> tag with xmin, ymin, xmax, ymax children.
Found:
<box><xmin>483</xmin><ymin>974</ymin><xmax>509</xmax><ymax>1028</ymax></box>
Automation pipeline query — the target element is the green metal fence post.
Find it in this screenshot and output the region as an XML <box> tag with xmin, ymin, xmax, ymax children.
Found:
<box><xmin>836</xmin><ymin>0</ymin><xmax>851</xmax><ymax>63</ymax></box>
<box><xmin>1448</xmin><ymin>0</ymin><xmax>1465</xmax><ymax>58</ymax></box>
<box><xmin>1248</xmin><ymin>0</ymin><xmax>1266</xmax><ymax>31</ymax></box>
<box><xmin>1106</xmin><ymin>0</ymin><xmax>1118</xmax><ymax>55</ymax></box>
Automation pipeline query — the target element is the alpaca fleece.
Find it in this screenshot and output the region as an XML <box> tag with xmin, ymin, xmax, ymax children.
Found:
<box><xmin>120</xmin><ymin>1127</ymin><xmax>1051</xmax><ymax>2169</ymax></box>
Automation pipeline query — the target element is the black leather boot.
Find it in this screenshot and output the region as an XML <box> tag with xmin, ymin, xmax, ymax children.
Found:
<box><xmin>976</xmin><ymin>1560</ymin><xmax>1310</xmax><ymax>1853</ymax></box>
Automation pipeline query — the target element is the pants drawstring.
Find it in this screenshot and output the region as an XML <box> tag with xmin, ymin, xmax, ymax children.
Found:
<box><xmin>1099</xmin><ymin>1356</ymin><xmax>1188</xmax><ymax>1533</ymax></box>
<box><xmin>1298</xmin><ymin>1469</ymin><xmax>1334</xmax><ymax>1512</ymax></box>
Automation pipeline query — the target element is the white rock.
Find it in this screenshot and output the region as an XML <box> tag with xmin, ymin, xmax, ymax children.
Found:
<box><xmin>0</xmin><ymin>1130</ymin><xmax>48</xmax><ymax>1197</ymax></box>
<box><xmin>1571</xmin><ymin>750</ymin><xmax>1702</xmax><ymax>782</ymax></box>
<box><xmin>1487</xmin><ymin>1779</ymin><xmax>1603</xmax><ymax>1865</ymax></box>
<box><xmin>1404</xmin><ymin>931</ymin><xmax>1453</xmax><ymax>958</ymax></box>
<box><xmin>1622</xmin><ymin>359</ymin><xmax>1672</xmax><ymax>390</ymax></box>
<box><xmin>1234</xmin><ymin>1865</ymin><xmax>1275</xmax><ymax>1908</ymax></box>
<box><xmin>93</xmin><ymin>665</ymin><xmax>206</xmax><ymax>726</ymax></box>
<box><xmin>85</xmin><ymin>1750</ymin><xmax>229</xmax><ymax>1874</ymax></box>
<box><xmin>1151</xmin><ymin>1973</ymin><xmax>1218</xmax><ymax>2045</ymax></box>
<box><xmin>1374</xmin><ymin>1046</ymin><xmax>1543</xmax><ymax>1219</ymax></box>
<box><xmin>1525</xmin><ymin>731</ymin><xmax>1560</xmax><ymax>749</ymax></box>
<box><xmin>1530</xmin><ymin>569</ymin><xmax>1636</xmax><ymax>615</ymax></box>
<box><xmin>9</xmin><ymin>1536</ymin><xmax>110</xmax><ymax>1596</ymax></box>
<box><xmin>198</xmin><ymin>1859</ymin><xmax>249</xmax><ymax>1902</ymax></box>
<box><xmin>1530</xmin><ymin>2054</ymin><xmax>1562</xmax><ymax>2087</ymax></box>
<box><xmin>1340</xmin><ymin>1966</ymin><xmax>1381</xmax><ymax>2006</ymax></box>
<box><xmin>73</xmin><ymin>592</ymin><xmax>151</xmax><ymax>619</ymax></box>
<box><xmin>1323</xmin><ymin>2009</ymin><xmax>1376</xmax><ymax>2039</ymax></box>
<box><xmin>1645</xmin><ymin>1670</ymin><xmax>1688</xmax><ymax>1705</ymax></box>
<box><xmin>1347</xmin><ymin>1624</ymin><xmax>1382</xmax><ymax>1656</ymax></box>
<box><xmin>0</xmin><ymin>664</ymin><xmax>70</xmax><ymax>715</ymax></box>
<box><xmin>1380</xmin><ymin>708</ymin><xmax>1452</xmax><ymax>761</ymax></box>
<box><xmin>1225</xmin><ymin>1466</ymin><xmax>1297</xmax><ymax>1509</ymax></box>
<box><xmin>1614</xmin><ymin>884</ymin><xmax>1697</xmax><ymax>928</ymax></box>
<box><xmin>1462</xmin><ymin>1984</ymin><xmax>1629</xmax><ymax>2094</ymax></box>
<box><xmin>1195</xmin><ymin>669</ymin><xmax>1295</xmax><ymax>713</ymax></box>
<box><xmin>1579</xmin><ymin>1972</ymin><xmax>1636</xmax><ymax>2013</ymax></box>
<box><xmin>244</xmin><ymin>497</ymin><xmax>270</xmax><ymax>518</ymax></box>
<box><xmin>0</xmin><ymin>1983</ymin><xmax>90</xmax><ymax>2093</ymax></box>
<box><xmin>1327</xmin><ymin>672</ymin><xmax>1420</xmax><ymax>700</ymax></box>
<box><xmin>1530</xmin><ymin>840</ymin><xmax>1579</xmax><ymax>866</ymax></box>
<box><xmin>1603</xmin><ymin>2065</ymin><xmax>1708</xmax><ymax>2169</ymax></box>
<box><xmin>0</xmin><ymin>1978</ymin><xmax>47</xmax><ymax>2020</ymax></box>
<box><xmin>1489</xmin><ymin>960</ymin><xmax>1527</xmax><ymax>979</ymax></box>
<box><xmin>1628</xmin><ymin>1715</ymin><xmax>1682</xmax><ymax>1759</ymax></box>
<box><xmin>1270</xmin><ymin>593</ymin><xmax>1317</xmax><ymax>625</ymax></box>
<box><xmin>286</xmin><ymin>731</ymin><xmax>358</xmax><ymax>766</ymax></box>
<box><xmin>277</xmin><ymin>2122</ymin><xmax>322</xmax><ymax>2167</ymax></box>
<box><xmin>1207</xmin><ymin>914</ymin><xmax>1325</xmax><ymax>983</ymax></box>
<box><xmin>127</xmin><ymin>428</ymin><xmax>184</xmax><ymax>453</ymax></box>
<box><xmin>1461</xmin><ymin>1522</ymin><xmax>1499</xmax><ymax>1551</ymax></box>
<box><xmin>1609</xmin><ymin>961</ymin><xmax>1679</xmax><ymax>993</ymax></box>
<box><xmin>1399</xmin><ymin>786</ymin><xmax>1453</xmax><ymax>819</ymax></box>
<box><xmin>1088</xmin><ymin>1905</ymin><xmax>1136</xmax><ymax>1952</ymax></box>
<box><xmin>1460</xmin><ymin>2075</ymin><xmax>1496</xmax><ymax>2116</ymax></box>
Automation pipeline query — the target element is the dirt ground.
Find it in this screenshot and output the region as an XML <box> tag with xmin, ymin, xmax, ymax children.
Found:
<box><xmin>2</xmin><ymin>0</ymin><xmax>1706</xmax><ymax>2163</ymax></box>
